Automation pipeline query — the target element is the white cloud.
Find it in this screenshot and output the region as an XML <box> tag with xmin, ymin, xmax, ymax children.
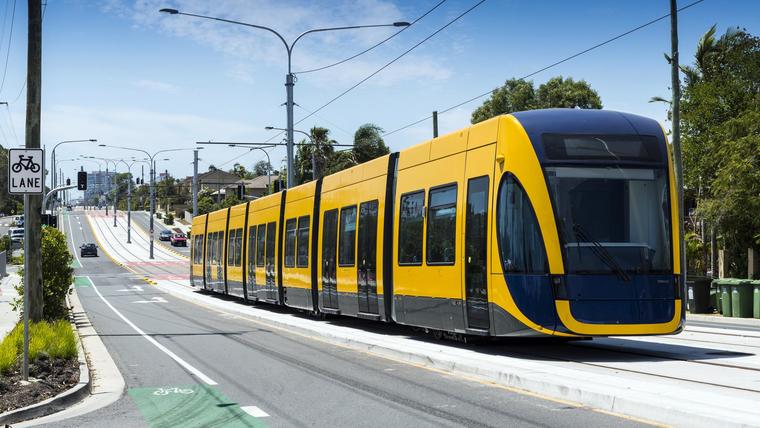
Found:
<box><xmin>132</xmin><ymin>79</ymin><xmax>179</xmax><ymax>93</ymax></box>
<box><xmin>102</xmin><ymin>0</ymin><xmax>455</xmax><ymax>86</ymax></box>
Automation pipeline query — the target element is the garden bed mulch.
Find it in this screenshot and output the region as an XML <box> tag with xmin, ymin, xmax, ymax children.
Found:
<box><xmin>0</xmin><ymin>355</ymin><xmax>79</xmax><ymax>414</ymax></box>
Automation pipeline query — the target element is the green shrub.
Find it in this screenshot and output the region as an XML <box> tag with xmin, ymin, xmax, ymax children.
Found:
<box><xmin>13</xmin><ymin>228</ymin><xmax>74</xmax><ymax>320</ymax></box>
<box><xmin>0</xmin><ymin>235</ymin><xmax>11</xmax><ymax>252</ymax></box>
<box><xmin>164</xmin><ymin>213</ymin><xmax>174</xmax><ymax>225</ymax></box>
<box><xmin>0</xmin><ymin>321</ymin><xmax>77</xmax><ymax>374</ymax></box>
<box><xmin>156</xmin><ymin>212</ymin><xmax>162</xmax><ymax>219</ymax></box>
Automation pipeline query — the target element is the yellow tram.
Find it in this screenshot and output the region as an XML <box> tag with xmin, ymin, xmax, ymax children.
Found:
<box><xmin>191</xmin><ymin>109</ymin><xmax>684</xmax><ymax>337</ymax></box>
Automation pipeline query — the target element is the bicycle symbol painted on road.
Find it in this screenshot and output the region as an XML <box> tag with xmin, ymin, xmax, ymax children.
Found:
<box><xmin>153</xmin><ymin>387</ymin><xmax>195</xmax><ymax>396</ymax></box>
<box><xmin>11</xmin><ymin>155</ymin><xmax>41</xmax><ymax>173</ymax></box>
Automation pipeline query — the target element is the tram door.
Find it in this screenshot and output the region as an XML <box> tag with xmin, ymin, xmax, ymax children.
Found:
<box><xmin>465</xmin><ymin>176</ymin><xmax>490</xmax><ymax>330</ymax></box>
<box><xmin>357</xmin><ymin>200</ymin><xmax>379</xmax><ymax>314</ymax></box>
<box><xmin>322</xmin><ymin>210</ymin><xmax>339</xmax><ymax>309</ymax></box>
<box><xmin>265</xmin><ymin>222</ymin><xmax>277</xmax><ymax>301</ymax></box>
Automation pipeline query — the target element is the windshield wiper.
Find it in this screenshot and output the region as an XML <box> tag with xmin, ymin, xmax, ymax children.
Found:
<box><xmin>572</xmin><ymin>223</ymin><xmax>631</xmax><ymax>282</ymax></box>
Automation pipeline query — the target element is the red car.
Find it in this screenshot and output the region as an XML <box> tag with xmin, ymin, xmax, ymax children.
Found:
<box><xmin>170</xmin><ymin>232</ymin><xmax>187</xmax><ymax>247</ymax></box>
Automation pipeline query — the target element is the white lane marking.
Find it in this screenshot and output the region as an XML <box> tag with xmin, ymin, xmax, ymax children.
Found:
<box><xmin>117</xmin><ymin>286</ymin><xmax>144</xmax><ymax>292</ymax></box>
<box><xmin>133</xmin><ymin>297</ymin><xmax>168</xmax><ymax>304</ymax></box>
<box><xmin>241</xmin><ymin>406</ymin><xmax>269</xmax><ymax>418</ymax></box>
<box><xmin>88</xmin><ymin>276</ymin><xmax>217</xmax><ymax>385</ymax></box>
<box><xmin>67</xmin><ymin>213</ymin><xmax>83</xmax><ymax>267</ymax></box>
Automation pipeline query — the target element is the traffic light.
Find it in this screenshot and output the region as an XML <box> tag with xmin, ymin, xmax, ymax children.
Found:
<box><xmin>77</xmin><ymin>171</ymin><xmax>87</xmax><ymax>190</ymax></box>
<box><xmin>66</xmin><ymin>178</ymin><xmax>71</xmax><ymax>186</ymax></box>
<box><xmin>237</xmin><ymin>183</ymin><xmax>245</xmax><ymax>199</ymax></box>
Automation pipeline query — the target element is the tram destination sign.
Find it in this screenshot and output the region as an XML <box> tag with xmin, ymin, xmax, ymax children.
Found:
<box><xmin>8</xmin><ymin>148</ymin><xmax>45</xmax><ymax>194</ymax></box>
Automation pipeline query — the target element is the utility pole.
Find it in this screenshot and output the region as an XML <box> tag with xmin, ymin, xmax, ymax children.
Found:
<box><xmin>25</xmin><ymin>0</ymin><xmax>43</xmax><ymax>325</ymax></box>
<box><xmin>193</xmin><ymin>149</ymin><xmax>198</xmax><ymax>216</ymax></box>
<box><xmin>670</xmin><ymin>0</ymin><xmax>686</xmax><ymax>287</ymax></box>
<box><xmin>149</xmin><ymin>159</ymin><xmax>155</xmax><ymax>259</ymax></box>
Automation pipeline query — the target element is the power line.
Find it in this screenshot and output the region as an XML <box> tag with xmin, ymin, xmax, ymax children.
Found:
<box><xmin>4</xmin><ymin>103</ymin><xmax>17</xmax><ymax>144</ymax></box>
<box><xmin>0</xmin><ymin>0</ymin><xmax>16</xmax><ymax>94</ymax></box>
<box><xmin>295</xmin><ymin>0</ymin><xmax>487</xmax><ymax>127</ymax></box>
<box><xmin>382</xmin><ymin>0</ymin><xmax>707</xmax><ymax>137</ymax></box>
<box><xmin>294</xmin><ymin>0</ymin><xmax>448</xmax><ymax>74</ymax></box>
<box><xmin>9</xmin><ymin>1</ymin><xmax>47</xmax><ymax>104</ymax></box>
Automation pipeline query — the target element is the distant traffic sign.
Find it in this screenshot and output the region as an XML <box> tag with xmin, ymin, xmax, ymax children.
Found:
<box><xmin>8</xmin><ymin>148</ymin><xmax>45</xmax><ymax>194</ymax></box>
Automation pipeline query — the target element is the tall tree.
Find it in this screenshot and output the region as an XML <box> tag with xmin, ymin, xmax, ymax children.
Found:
<box><xmin>353</xmin><ymin>123</ymin><xmax>390</xmax><ymax>164</ymax></box>
<box><xmin>677</xmin><ymin>26</ymin><xmax>760</xmax><ymax>276</ymax></box>
<box><xmin>252</xmin><ymin>160</ymin><xmax>273</xmax><ymax>177</ymax></box>
<box><xmin>471</xmin><ymin>76</ymin><xmax>602</xmax><ymax>124</ymax></box>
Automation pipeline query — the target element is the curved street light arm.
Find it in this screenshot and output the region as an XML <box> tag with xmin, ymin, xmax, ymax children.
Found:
<box><xmin>167</xmin><ymin>10</ymin><xmax>289</xmax><ymax>54</ymax></box>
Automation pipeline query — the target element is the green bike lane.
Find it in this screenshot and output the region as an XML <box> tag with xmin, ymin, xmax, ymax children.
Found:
<box><xmin>47</xmin><ymin>211</ymin><xmax>645</xmax><ymax>428</ymax></box>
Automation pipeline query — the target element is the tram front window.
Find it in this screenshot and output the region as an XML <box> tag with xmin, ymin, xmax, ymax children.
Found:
<box><xmin>545</xmin><ymin>166</ymin><xmax>672</xmax><ymax>275</ymax></box>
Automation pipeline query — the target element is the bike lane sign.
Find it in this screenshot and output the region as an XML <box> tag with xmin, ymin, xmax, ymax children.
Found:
<box><xmin>8</xmin><ymin>148</ymin><xmax>44</xmax><ymax>194</ymax></box>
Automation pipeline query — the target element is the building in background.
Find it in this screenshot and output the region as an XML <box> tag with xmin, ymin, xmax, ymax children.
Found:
<box><xmin>84</xmin><ymin>170</ymin><xmax>115</xmax><ymax>204</ymax></box>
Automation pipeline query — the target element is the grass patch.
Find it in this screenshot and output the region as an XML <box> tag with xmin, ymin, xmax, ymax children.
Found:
<box><xmin>0</xmin><ymin>320</ymin><xmax>77</xmax><ymax>374</ymax></box>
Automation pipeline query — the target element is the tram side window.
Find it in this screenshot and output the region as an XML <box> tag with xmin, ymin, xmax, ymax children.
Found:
<box><xmin>297</xmin><ymin>215</ymin><xmax>310</xmax><ymax>268</ymax></box>
<box><xmin>234</xmin><ymin>228</ymin><xmax>243</xmax><ymax>266</ymax></box>
<box><xmin>217</xmin><ymin>232</ymin><xmax>224</xmax><ymax>267</ymax></box>
<box><xmin>265</xmin><ymin>222</ymin><xmax>276</xmax><ymax>267</ymax></box>
<box><xmin>248</xmin><ymin>227</ymin><xmax>256</xmax><ymax>267</ymax></box>
<box><xmin>227</xmin><ymin>229</ymin><xmax>236</xmax><ymax>266</ymax></box>
<box><xmin>339</xmin><ymin>206</ymin><xmax>356</xmax><ymax>266</ymax></box>
<box><xmin>398</xmin><ymin>191</ymin><xmax>425</xmax><ymax>265</ymax></box>
<box><xmin>194</xmin><ymin>235</ymin><xmax>204</xmax><ymax>264</ymax></box>
<box><xmin>256</xmin><ymin>224</ymin><xmax>266</xmax><ymax>267</ymax></box>
<box><xmin>284</xmin><ymin>219</ymin><xmax>297</xmax><ymax>267</ymax></box>
<box><xmin>206</xmin><ymin>232</ymin><xmax>216</xmax><ymax>265</ymax></box>
<box><xmin>497</xmin><ymin>174</ymin><xmax>548</xmax><ymax>273</ymax></box>
<box><xmin>427</xmin><ymin>184</ymin><xmax>457</xmax><ymax>265</ymax></box>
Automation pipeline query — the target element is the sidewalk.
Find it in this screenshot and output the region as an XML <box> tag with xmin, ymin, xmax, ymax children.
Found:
<box><xmin>0</xmin><ymin>267</ymin><xmax>21</xmax><ymax>340</ymax></box>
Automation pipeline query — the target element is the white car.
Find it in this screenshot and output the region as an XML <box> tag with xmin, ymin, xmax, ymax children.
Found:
<box><xmin>8</xmin><ymin>228</ymin><xmax>24</xmax><ymax>244</ymax></box>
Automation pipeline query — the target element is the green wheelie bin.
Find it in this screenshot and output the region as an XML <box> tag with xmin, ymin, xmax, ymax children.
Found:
<box><xmin>730</xmin><ymin>279</ymin><xmax>753</xmax><ymax>318</ymax></box>
<box><xmin>752</xmin><ymin>280</ymin><xmax>760</xmax><ymax>319</ymax></box>
<box><xmin>718</xmin><ymin>279</ymin><xmax>734</xmax><ymax>316</ymax></box>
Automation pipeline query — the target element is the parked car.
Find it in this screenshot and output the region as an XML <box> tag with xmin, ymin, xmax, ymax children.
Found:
<box><xmin>159</xmin><ymin>230</ymin><xmax>172</xmax><ymax>241</ymax></box>
<box><xmin>170</xmin><ymin>233</ymin><xmax>187</xmax><ymax>247</ymax></box>
<box><xmin>13</xmin><ymin>216</ymin><xmax>23</xmax><ymax>227</ymax></box>
<box><xmin>80</xmin><ymin>243</ymin><xmax>98</xmax><ymax>257</ymax></box>
<box><xmin>8</xmin><ymin>228</ymin><xmax>24</xmax><ymax>244</ymax></box>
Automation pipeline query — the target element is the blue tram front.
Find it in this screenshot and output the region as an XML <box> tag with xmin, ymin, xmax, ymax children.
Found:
<box><xmin>495</xmin><ymin>109</ymin><xmax>683</xmax><ymax>336</ymax></box>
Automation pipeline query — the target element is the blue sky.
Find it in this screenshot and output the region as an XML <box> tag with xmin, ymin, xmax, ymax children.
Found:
<box><xmin>1</xmin><ymin>0</ymin><xmax>758</xmax><ymax>185</ymax></box>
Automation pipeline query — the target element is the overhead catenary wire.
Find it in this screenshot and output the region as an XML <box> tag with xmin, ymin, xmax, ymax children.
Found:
<box><xmin>293</xmin><ymin>0</ymin><xmax>448</xmax><ymax>75</ymax></box>
<box><xmin>0</xmin><ymin>0</ymin><xmax>16</xmax><ymax>95</ymax></box>
<box><xmin>10</xmin><ymin>1</ymin><xmax>47</xmax><ymax>104</ymax></box>
<box><xmin>294</xmin><ymin>0</ymin><xmax>488</xmax><ymax>128</ymax></box>
<box><xmin>382</xmin><ymin>0</ymin><xmax>707</xmax><ymax>137</ymax></box>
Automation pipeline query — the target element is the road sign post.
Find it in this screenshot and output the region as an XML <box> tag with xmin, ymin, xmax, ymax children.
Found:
<box><xmin>8</xmin><ymin>148</ymin><xmax>44</xmax><ymax>381</ymax></box>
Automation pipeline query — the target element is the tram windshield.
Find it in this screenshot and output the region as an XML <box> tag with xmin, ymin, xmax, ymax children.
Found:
<box><xmin>545</xmin><ymin>166</ymin><xmax>672</xmax><ymax>275</ymax></box>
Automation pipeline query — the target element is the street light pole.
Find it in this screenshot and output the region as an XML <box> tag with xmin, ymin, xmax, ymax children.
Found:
<box><xmin>193</xmin><ymin>149</ymin><xmax>199</xmax><ymax>216</ymax></box>
<box><xmin>51</xmin><ymin>139</ymin><xmax>97</xmax><ymax>192</ymax></box>
<box><xmin>99</xmin><ymin>144</ymin><xmax>199</xmax><ymax>259</ymax></box>
<box><xmin>160</xmin><ymin>8</ymin><xmax>408</xmax><ymax>189</ymax></box>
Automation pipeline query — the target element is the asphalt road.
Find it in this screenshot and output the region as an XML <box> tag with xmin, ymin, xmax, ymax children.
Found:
<box><xmin>49</xmin><ymin>210</ymin><xmax>645</xmax><ymax>428</ymax></box>
<box><xmin>128</xmin><ymin>210</ymin><xmax>190</xmax><ymax>257</ymax></box>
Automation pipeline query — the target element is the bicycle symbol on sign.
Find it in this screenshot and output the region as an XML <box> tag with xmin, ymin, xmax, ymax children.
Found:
<box><xmin>11</xmin><ymin>155</ymin><xmax>41</xmax><ymax>173</ymax></box>
<box><xmin>153</xmin><ymin>387</ymin><xmax>194</xmax><ymax>396</ymax></box>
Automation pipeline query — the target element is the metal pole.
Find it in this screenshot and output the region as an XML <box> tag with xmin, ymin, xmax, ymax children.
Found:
<box><xmin>25</xmin><ymin>0</ymin><xmax>43</xmax><ymax>324</ymax></box>
<box><xmin>670</xmin><ymin>0</ymin><xmax>685</xmax><ymax>286</ymax></box>
<box><xmin>127</xmin><ymin>170</ymin><xmax>132</xmax><ymax>243</ymax></box>
<box><xmin>193</xmin><ymin>149</ymin><xmax>198</xmax><ymax>216</ymax></box>
<box><xmin>285</xmin><ymin>71</ymin><xmax>294</xmax><ymax>189</ymax></box>
<box><xmin>22</xmin><ymin>194</ymin><xmax>29</xmax><ymax>380</ymax></box>
<box><xmin>149</xmin><ymin>159</ymin><xmax>155</xmax><ymax>259</ymax></box>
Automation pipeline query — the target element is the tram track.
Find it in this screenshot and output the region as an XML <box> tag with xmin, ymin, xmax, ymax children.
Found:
<box><xmin>86</xmin><ymin>212</ymin><xmax>189</xmax><ymax>288</ymax></box>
